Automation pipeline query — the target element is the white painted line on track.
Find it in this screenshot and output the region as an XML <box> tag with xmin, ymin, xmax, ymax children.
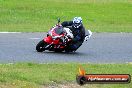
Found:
<box><xmin>0</xmin><ymin>32</ymin><xmax>21</xmax><ymax>33</ymax></box>
<box><xmin>29</xmin><ymin>38</ymin><xmax>41</xmax><ymax>40</ymax></box>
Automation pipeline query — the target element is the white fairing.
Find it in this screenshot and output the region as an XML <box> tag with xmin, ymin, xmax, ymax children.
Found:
<box><xmin>63</xmin><ymin>28</ymin><xmax>74</xmax><ymax>39</ymax></box>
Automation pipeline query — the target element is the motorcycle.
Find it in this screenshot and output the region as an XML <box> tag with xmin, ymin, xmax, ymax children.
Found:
<box><xmin>36</xmin><ymin>18</ymin><xmax>74</xmax><ymax>52</ymax></box>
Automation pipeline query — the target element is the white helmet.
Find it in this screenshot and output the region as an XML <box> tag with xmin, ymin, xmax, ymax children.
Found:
<box><xmin>73</xmin><ymin>17</ymin><xmax>82</xmax><ymax>28</ymax></box>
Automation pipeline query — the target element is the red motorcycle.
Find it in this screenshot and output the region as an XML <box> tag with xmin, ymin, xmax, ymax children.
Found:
<box><xmin>36</xmin><ymin>19</ymin><xmax>73</xmax><ymax>52</ymax></box>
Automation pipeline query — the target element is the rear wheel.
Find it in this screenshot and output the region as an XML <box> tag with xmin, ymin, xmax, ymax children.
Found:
<box><xmin>36</xmin><ymin>40</ymin><xmax>47</xmax><ymax>52</ymax></box>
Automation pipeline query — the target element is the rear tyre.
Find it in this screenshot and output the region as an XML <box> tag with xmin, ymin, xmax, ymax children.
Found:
<box><xmin>36</xmin><ymin>40</ymin><xmax>47</xmax><ymax>52</ymax></box>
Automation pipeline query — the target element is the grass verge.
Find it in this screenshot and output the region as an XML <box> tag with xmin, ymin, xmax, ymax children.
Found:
<box><xmin>0</xmin><ymin>63</ymin><xmax>132</xmax><ymax>88</ymax></box>
<box><xmin>0</xmin><ymin>0</ymin><xmax>132</xmax><ymax>32</ymax></box>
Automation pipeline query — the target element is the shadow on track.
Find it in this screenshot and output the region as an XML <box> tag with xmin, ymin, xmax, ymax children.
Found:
<box><xmin>36</xmin><ymin>51</ymin><xmax>87</xmax><ymax>56</ymax></box>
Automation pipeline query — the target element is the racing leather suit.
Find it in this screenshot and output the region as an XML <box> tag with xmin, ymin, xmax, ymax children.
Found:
<box><xmin>61</xmin><ymin>21</ymin><xmax>86</xmax><ymax>51</ymax></box>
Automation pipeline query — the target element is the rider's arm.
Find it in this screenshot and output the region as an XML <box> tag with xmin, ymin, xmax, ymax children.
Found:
<box><xmin>61</xmin><ymin>21</ymin><xmax>73</xmax><ymax>27</ymax></box>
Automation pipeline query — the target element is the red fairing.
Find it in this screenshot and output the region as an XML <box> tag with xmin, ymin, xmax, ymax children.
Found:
<box><xmin>44</xmin><ymin>36</ymin><xmax>53</xmax><ymax>44</ymax></box>
<box><xmin>53</xmin><ymin>39</ymin><xmax>60</xmax><ymax>44</ymax></box>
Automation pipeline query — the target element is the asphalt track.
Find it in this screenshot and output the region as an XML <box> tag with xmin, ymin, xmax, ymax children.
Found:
<box><xmin>0</xmin><ymin>32</ymin><xmax>132</xmax><ymax>63</ymax></box>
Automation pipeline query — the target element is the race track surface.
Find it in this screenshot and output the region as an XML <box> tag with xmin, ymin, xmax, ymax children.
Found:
<box><xmin>0</xmin><ymin>33</ymin><xmax>132</xmax><ymax>63</ymax></box>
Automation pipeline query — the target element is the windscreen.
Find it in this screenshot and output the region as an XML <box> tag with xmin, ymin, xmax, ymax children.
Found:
<box><xmin>54</xmin><ymin>26</ymin><xmax>64</xmax><ymax>35</ymax></box>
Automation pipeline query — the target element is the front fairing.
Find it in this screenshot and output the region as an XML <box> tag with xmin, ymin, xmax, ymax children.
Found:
<box><xmin>44</xmin><ymin>36</ymin><xmax>53</xmax><ymax>44</ymax></box>
<box><xmin>48</xmin><ymin>26</ymin><xmax>64</xmax><ymax>36</ymax></box>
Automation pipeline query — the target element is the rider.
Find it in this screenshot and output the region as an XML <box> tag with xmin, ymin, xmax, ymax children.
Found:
<box><xmin>61</xmin><ymin>17</ymin><xmax>89</xmax><ymax>52</ymax></box>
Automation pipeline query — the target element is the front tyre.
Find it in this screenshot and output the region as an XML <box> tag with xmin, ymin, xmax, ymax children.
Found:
<box><xmin>36</xmin><ymin>40</ymin><xmax>47</xmax><ymax>52</ymax></box>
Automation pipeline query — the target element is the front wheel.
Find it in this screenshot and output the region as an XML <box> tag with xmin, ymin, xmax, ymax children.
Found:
<box><xmin>36</xmin><ymin>40</ymin><xmax>47</xmax><ymax>52</ymax></box>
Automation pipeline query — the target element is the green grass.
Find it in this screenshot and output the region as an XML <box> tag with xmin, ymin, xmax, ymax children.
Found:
<box><xmin>0</xmin><ymin>0</ymin><xmax>132</xmax><ymax>32</ymax></box>
<box><xmin>0</xmin><ymin>63</ymin><xmax>132</xmax><ymax>88</ymax></box>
